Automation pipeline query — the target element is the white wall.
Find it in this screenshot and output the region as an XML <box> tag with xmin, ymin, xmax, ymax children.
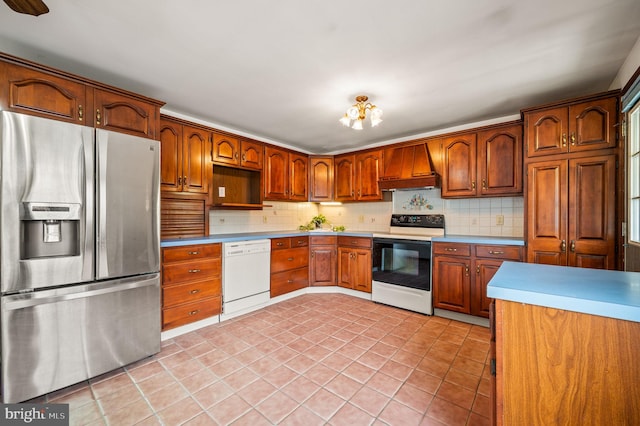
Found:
<box><xmin>610</xmin><ymin>34</ymin><xmax>640</xmax><ymax>90</ymax></box>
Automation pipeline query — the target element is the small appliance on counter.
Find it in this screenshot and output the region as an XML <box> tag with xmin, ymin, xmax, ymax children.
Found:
<box><xmin>371</xmin><ymin>214</ymin><xmax>445</xmax><ymax>314</ymax></box>
<box><xmin>0</xmin><ymin>111</ymin><xmax>161</xmax><ymax>403</ymax></box>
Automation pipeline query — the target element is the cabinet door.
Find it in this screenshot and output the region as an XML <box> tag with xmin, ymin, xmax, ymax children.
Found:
<box><xmin>93</xmin><ymin>88</ymin><xmax>158</xmax><ymax>139</ymax></box>
<box><xmin>356</xmin><ymin>151</ymin><xmax>382</xmax><ymax>201</ymax></box>
<box><xmin>442</xmin><ymin>133</ymin><xmax>477</xmax><ymax>197</ymax></box>
<box><xmin>569</xmin><ymin>97</ymin><xmax>617</xmax><ymax>153</ymax></box>
<box><xmin>525</xmin><ymin>106</ymin><xmax>568</xmax><ymax>157</ymax></box>
<box><xmin>182</xmin><ymin>125</ymin><xmax>210</xmax><ymax>195</ymax></box>
<box><xmin>334</xmin><ymin>155</ymin><xmax>356</xmax><ymax>201</ymax></box>
<box><xmin>473</xmin><ymin>259</ymin><xmax>502</xmax><ymax>318</ymax></box>
<box><xmin>264</xmin><ymin>146</ymin><xmax>289</xmax><ymax>200</ymax></box>
<box><xmin>159</xmin><ymin>118</ymin><xmax>183</xmax><ymax>192</ymax></box>
<box><xmin>478</xmin><ymin>124</ymin><xmax>523</xmax><ymax>196</ymax></box>
<box><xmin>380</xmin><ymin>147</ymin><xmax>404</xmax><ymax>180</ymax></box>
<box><xmin>337</xmin><ymin>247</ymin><xmax>354</xmax><ymax>288</ymax></box>
<box><xmin>309</xmin><ymin>157</ymin><xmax>334</xmax><ymax>202</ymax></box>
<box><xmin>353</xmin><ymin>249</ymin><xmax>372</xmax><ymax>293</ymax></box>
<box><xmin>432</xmin><ymin>255</ymin><xmax>471</xmax><ymax>313</ymax></box>
<box><xmin>526</xmin><ymin>159</ymin><xmax>568</xmax><ymax>266</ymax></box>
<box><xmin>240</xmin><ymin>139</ymin><xmax>263</xmax><ymax>169</ymax></box>
<box><xmin>568</xmin><ymin>155</ymin><xmax>616</xmax><ymax>269</ymax></box>
<box><xmin>289</xmin><ymin>152</ymin><xmax>308</xmax><ymax>201</ymax></box>
<box><xmin>309</xmin><ymin>246</ymin><xmax>336</xmax><ymax>286</ymax></box>
<box><xmin>1</xmin><ymin>62</ymin><xmax>88</xmax><ymax>124</ymax></box>
<box><xmin>212</xmin><ymin>133</ymin><xmax>240</xmax><ymax>166</ymax></box>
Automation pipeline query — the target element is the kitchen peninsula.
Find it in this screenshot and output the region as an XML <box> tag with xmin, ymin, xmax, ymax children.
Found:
<box><xmin>487</xmin><ymin>262</ymin><xmax>640</xmax><ymax>425</ymax></box>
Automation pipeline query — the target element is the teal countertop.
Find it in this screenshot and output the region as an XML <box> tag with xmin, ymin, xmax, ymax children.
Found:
<box><xmin>431</xmin><ymin>235</ymin><xmax>525</xmax><ymax>246</ymax></box>
<box><xmin>487</xmin><ymin>262</ymin><xmax>640</xmax><ymax>322</ymax></box>
<box><xmin>161</xmin><ymin>230</ymin><xmax>373</xmax><ymax>247</ymax></box>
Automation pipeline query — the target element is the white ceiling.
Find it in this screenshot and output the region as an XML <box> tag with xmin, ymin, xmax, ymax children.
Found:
<box><xmin>1</xmin><ymin>0</ymin><xmax>640</xmax><ymax>153</ymax></box>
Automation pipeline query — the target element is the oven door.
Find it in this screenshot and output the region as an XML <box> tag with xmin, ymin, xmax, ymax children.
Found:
<box><xmin>372</xmin><ymin>238</ymin><xmax>431</xmax><ymax>291</ymax></box>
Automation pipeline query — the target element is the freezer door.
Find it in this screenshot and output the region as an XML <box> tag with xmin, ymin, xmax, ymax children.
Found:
<box><xmin>0</xmin><ymin>112</ymin><xmax>94</xmax><ymax>293</ymax></box>
<box><xmin>1</xmin><ymin>274</ymin><xmax>161</xmax><ymax>403</ymax></box>
<box><xmin>96</xmin><ymin>129</ymin><xmax>160</xmax><ymax>279</ymax></box>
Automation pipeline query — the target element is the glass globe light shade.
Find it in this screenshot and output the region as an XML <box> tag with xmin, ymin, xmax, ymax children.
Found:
<box><xmin>351</xmin><ymin>119</ymin><xmax>363</xmax><ymax>130</ymax></box>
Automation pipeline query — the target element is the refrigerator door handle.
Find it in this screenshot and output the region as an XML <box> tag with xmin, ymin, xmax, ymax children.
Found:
<box><xmin>2</xmin><ymin>274</ymin><xmax>159</xmax><ymax>311</ymax></box>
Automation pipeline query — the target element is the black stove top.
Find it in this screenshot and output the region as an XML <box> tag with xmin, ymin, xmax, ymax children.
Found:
<box><xmin>389</xmin><ymin>214</ymin><xmax>445</xmax><ymax>229</ymax></box>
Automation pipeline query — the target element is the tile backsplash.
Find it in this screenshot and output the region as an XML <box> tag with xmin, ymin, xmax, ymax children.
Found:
<box><xmin>209</xmin><ymin>189</ymin><xmax>523</xmax><ymax>237</ymax></box>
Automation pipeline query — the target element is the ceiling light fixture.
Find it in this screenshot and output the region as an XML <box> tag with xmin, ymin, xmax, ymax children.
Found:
<box><xmin>339</xmin><ymin>95</ymin><xmax>383</xmax><ymax>129</ymax></box>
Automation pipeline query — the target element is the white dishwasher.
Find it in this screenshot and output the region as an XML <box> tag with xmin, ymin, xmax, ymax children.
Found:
<box><xmin>222</xmin><ymin>239</ymin><xmax>271</xmax><ymax>316</ymax></box>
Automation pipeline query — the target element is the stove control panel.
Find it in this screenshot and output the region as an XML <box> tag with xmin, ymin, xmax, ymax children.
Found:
<box><xmin>390</xmin><ymin>214</ymin><xmax>445</xmax><ymax>229</ymax></box>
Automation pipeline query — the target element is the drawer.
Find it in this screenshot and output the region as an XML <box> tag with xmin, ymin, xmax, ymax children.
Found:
<box><xmin>271</xmin><ymin>238</ymin><xmax>290</xmax><ymax>250</ymax></box>
<box><xmin>475</xmin><ymin>245</ymin><xmax>523</xmax><ymax>261</ymax></box>
<box><xmin>310</xmin><ymin>235</ymin><xmax>337</xmax><ymax>245</ymax></box>
<box><xmin>162</xmin><ymin>258</ymin><xmax>220</xmax><ymax>285</ymax></box>
<box><xmin>289</xmin><ymin>236</ymin><xmax>309</xmax><ymax>248</ymax></box>
<box><xmin>270</xmin><ymin>246</ymin><xmax>309</xmax><ymax>273</ymax></box>
<box><xmin>270</xmin><ymin>267</ymin><xmax>309</xmax><ymax>297</ymax></box>
<box><xmin>163</xmin><ymin>278</ymin><xmax>221</xmax><ymax>308</ymax></box>
<box><xmin>162</xmin><ymin>296</ymin><xmax>221</xmax><ymax>330</ymax></box>
<box><xmin>162</xmin><ymin>244</ymin><xmax>221</xmax><ymax>263</ymax></box>
<box><xmin>337</xmin><ymin>236</ymin><xmax>372</xmax><ymax>249</ymax></box>
<box><xmin>432</xmin><ymin>242</ymin><xmax>471</xmax><ymax>257</ymax></box>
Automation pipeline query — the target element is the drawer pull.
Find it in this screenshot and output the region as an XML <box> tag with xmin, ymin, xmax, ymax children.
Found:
<box><xmin>276</xmin><ymin>242</ymin><xmax>284</xmax><ymax>246</ymax></box>
<box><xmin>287</xmin><ymin>279</ymin><xmax>293</xmax><ymax>283</ymax></box>
<box><xmin>287</xmin><ymin>257</ymin><xmax>294</xmax><ymax>261</ymax></box>
<box><xmin>188</xmin><ymin>251</ymin><xmax>199</xmax><ymax>255</ymax></box>
<box><xmin>488</xmin><ymin>250</ymin><xmax>504</xmax><ymax>255</ymax></box>
<box><xmin>297</xmin><ymin>240</ymin><xmax>305</xmax><ymax>245</ymax></box>
<box><xmin>188</xmin><ymin>310</ymin><xmax>200</xmax><ymax>316</ymax></box>
<box><xmin>188</xmin><ymin>269</ymin><xmax>201</xmax><ymax>273</ymax></box>
<box><xmin>444</xmin><ymin>248</ymin><xmax>457</xmax><ymax>252</ymax></box>
<box><xmin>190</xmin><ymin>289</ymin><xmax>200</xmax><ymax>294</ymax></box>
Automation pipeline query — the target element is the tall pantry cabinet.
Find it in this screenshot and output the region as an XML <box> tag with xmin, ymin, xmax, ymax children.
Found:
<box><xmin>523</xmin><ymin>91</ymin><xmax>620</xmax><ymax>270</ymax></box>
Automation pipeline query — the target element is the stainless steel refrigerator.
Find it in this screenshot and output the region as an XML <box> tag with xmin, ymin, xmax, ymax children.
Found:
<box><xmin>0</xmin><ymin>111</ymin><xmax>161</xmax><ymax>403</ymax></box>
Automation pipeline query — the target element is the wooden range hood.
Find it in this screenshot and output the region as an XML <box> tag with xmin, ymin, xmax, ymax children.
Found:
<box><xmin>378</xmin><ymin>143</ymin><xmax>440</xmax><ymax>190</ymax></box>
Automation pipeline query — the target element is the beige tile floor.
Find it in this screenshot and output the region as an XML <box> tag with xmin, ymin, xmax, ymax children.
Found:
<box><xmin>36</xmin><ymin>294</ymin><xmax>492</xmax><ymax>425</ymax></box>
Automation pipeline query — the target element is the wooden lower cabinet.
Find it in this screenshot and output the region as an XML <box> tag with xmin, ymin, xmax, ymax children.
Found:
<box><xmin>337</xmin><ymin>236</ymin><xmax>372</xmax><ymax>293</ymax></box>
<box><xmin>270</xmin><ymin>237</ymin><xmax>309</xmax><ymax>297</ymax></box>
<box><xmin>309</xmin><ymin>236</ymin><xmax>337</xmax><ymax>286</ymax></box>
<box><xmin>161</xmin><ymin>243</ymin><xmax>222</xmax><ymax>330</ymax></box>
<box><xmin>494</xmin><ymin>299</ymin><xmax>640</xmax><ymax>425</ymax></box>
<box><xmin>432</xmin><ymin>242</ymin><xmax>523</xmax><ymax>318</ymax></box>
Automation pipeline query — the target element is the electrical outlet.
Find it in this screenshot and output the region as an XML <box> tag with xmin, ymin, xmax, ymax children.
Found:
<box><xmin>496</xmin><ymin>215</ymin><xmax>504</xmax><ymax>225</ymax></box>
<box><xmin>358</xmin><ymin>215</ymin><xmax>365</xmax><ymax>223</ymax></box>
<box><xmin>218</xmin><ymin>186</ymin><xmax>225</xmax><ymax>197</ymax></box>
<box><xmin>262</xmin><ymin>216</ymin><xmax>268</xmax><ymax>223</ymax></box>
<box><xmin>370</xmin><ymin>218</ymin><xmax>376</xmax><ymax>223</ymax></box>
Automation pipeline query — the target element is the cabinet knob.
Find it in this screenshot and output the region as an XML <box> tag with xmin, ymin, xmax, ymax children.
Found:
<box><xmin>235</xmin><ymin>152</ymin><xmax>239</xmax><ymax>159</ymax></box>
<box><xmin>311</xmin><ymin>252</ymin><xmax>315</xmax><ymax>258</ymax></box>
<box><xmin>561</xmin><ymin>240</ymin><xmax>567</xmax><ymax>252</ymax></box>
<box><xmin>188</xmin><ymin>310</ymin><xmax>200</xmax><ymax>316</ymax></box>
<box><xmin>482</xmin><ymin>179</ymin><xmax>487</xmax><ymax>190</ymax></box>
<box><xmin>242</xmin><ymin>153</ymin><xmax>246</xmax><ymax>162</ymax></box>
<box><xmin>476</xmin><ymin>265</ymin><xmax>480</xmax><ymax>274</ymax></box>
<box><xmin>465</xmin><ymin>265</ymin><xmax>469</xmax><ymax>276</ymax></box>
<box><xmin>471</xmin><ymin>181</ymin><xmax>476</xmax><ymax>190</ymax></box>
<box><xmin>570</xmin><ymin>240</ymin><xmax>576</xmax><ymax>252</ymax></box>
<box><xmin>96</xmin><ymin>109</ymin><xmax>101</xmax><ymax>125</ymax></box>
<box><xmin>183</xmin><ymin>175</ymin><xmax>187</xmax><ymax>185</ymax></box>
<box><xmin>178</xmin><ymin>176</ymin><xmax>182</xmax><ymax>185</ymax></box>
<box><xmin>78</xmin><ymin>105</ymin><xmax>83</xmax><ymax>121</ymax></box>
<box><xmin>562</xmin><ymin>133</ymin><xmax>567</xmax><ymax>147</ymax></box>
<box><xmin>570</xmin><ymin>132</ymin><xmax>576</xmax><ymax>146</ymax></box>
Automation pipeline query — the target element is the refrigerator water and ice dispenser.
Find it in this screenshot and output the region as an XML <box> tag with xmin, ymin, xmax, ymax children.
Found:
<box><xmin>19</xmin><ymin>202</ymin><xmax>81</xmax><ymax>259</ymax></box>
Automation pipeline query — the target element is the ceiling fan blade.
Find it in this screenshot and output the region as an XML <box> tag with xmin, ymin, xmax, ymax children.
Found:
<box><xmin>3</xmin><ymin>0</ymin><xmax>49</xmax><ymax>16</ymax></box>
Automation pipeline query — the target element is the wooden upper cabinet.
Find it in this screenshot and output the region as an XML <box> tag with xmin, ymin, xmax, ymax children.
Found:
<box><xmin>159</xmin><ymin>119</ymin><xmax>183</xmax><ymax>192</ymax></box>
<box><xmin>478</xmin><ymin>124</ymin><xmax>523</xmax><ymax>196</ymax></box>
<box><xmin>309</xmin><ymin>157</ymin><xmax>334</xmax><ymax>202</ymax></box>
<box><xmin>240</xmin><ymin>139</ymin><xmax>263</xmax><ymax>170</ymax></box>
<box><xmin>442</xmin><ymin>133</ymin><xmax>477</xmax><ymax>197</ymax></box>
<box><xmin>334</xmin><ymin>154</ymin><xmax>356</xmax><ymax>201</ymax></box>
<box><xmin>264</xmin><ymin>145</ymin><xmax>289</xmax><ymax>200</ymax></box>
<box><xmin>93</xmin><ymin>88</ymin><xmax>158</xmax><ymax>139</ymax></box>
<box><xmin>289</xmin><ymin>152</ymin><xmax>308</xmax><ymax>201</ymax></box>
<box><xmin>212</xmin><ymin>133</ymin><xmax>240</xmax><ymax>166</ymax></box>
<box><xmin>1</xmin><ymin>61</ymin><xmax>88</xmax><ymax>124</ymax></box>
<box><xmin>356</xmin><ymin>150</ymin><xmax>382</xmax><ymax>201</ymax></box>
<box><xmin>524</xmin><ymin>94</ymin><xmax>618</xmax><ymax>158</ymax></box>
<box><xmin>1</xmin><ymin>58</ymin><xmax>163</xmax><ymax>138</ymax></box>
<box><xmin>159</xmin><ymin>116</ymin><xmax>209</xmax><ymax>196</ymax></box>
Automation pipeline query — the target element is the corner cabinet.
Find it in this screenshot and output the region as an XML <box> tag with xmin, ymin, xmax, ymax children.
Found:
<box><xmin>264</xmin><ymin>146</ymin><xmax>308</xmax><ymax>201</ymax></box>
<box><xmin>334</xmin><ymin>150</ymin><xmax>383</xmax><ymax>202</ymax></box>
<box><xmin>161</xmin><ymin>244</ymin><xmax>222</xmax><ymax>330</ymax></box>
<box><xmin>0</xmin><ymin>58</ymin><xmax>162</xmax><ymax>139</ymax></box>
<box><xmin>309</xmin><ymin>157</ymin><xmax>334</xmax><ymax>202</ymax></box>
<box><xmin>441</xmin><ymin>122</ymin><xmax>523</xmax><ymax>198</ymax></box>
<box><xmin>432</xmin><ymin>241</ymin><xmax>523</xmax><ymax>318</ymax></box>
<box><xmin>337</xmin><ymin>236</ymin><xmax>372</xmax><ymax>293</ymax></box>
